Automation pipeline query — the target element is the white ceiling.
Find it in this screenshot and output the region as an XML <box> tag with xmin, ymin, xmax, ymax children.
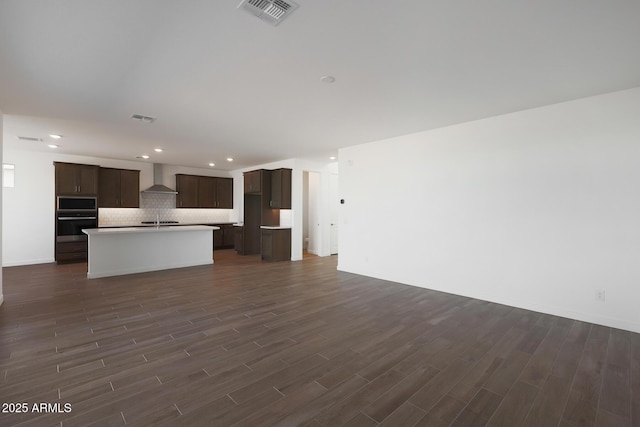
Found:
<box><xmin>1</xmin><ymin>0</ymin><xmax>639</xmax><ymax>170</ymax></box>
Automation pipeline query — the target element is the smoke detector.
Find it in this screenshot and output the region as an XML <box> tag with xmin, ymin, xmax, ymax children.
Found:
<box><xmin>238</xmin><ymin>0</ymin><xmax>299</xmax><ymax>26</ymax></box>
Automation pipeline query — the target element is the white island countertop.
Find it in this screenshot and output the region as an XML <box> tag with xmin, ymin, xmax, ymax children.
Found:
<box><xmin>84</xmin><ymin>225</ymin><xmax>219</xmax><ymax>235</ymax></box>
<box><xmin>259</xmin><ymin>226</ymin><xmax>292</xmax><ymax>230</ymax></box>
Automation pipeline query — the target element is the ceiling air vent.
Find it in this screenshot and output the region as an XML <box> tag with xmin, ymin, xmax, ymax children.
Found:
<box><xmin>238</xmin><ymin>0</ymin><xmax>299</xmax><ymax>26</ymax></box>
<box><xmin>17</xmin><ymin>136</ymin><xmax>42</xmax><ymax>142</ymax></box>
<box><xmin>130</xmin><ymin>114</ymin><xmax>156</xmax><ymax>123</ymax></box>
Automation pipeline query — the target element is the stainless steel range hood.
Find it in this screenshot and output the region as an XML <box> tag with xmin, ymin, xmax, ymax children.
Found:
<box><xmin>141</xmin><ymin>164</ymin><xmax>177</xmax><ymax>194</ymax></box>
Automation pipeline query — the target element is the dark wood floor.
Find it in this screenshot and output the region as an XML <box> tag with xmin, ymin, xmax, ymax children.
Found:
<box><xmin>1</xmin><ymin>250</ymin><xmax>638</xmax><ymax>427</ymax></box>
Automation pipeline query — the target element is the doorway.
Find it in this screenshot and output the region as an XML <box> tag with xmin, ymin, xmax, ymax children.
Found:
<box><xmin>301</xmin><ymin>168</ymin><xmax>339</xmax><ymax>259</ymax></box>
<box><xmin>303</xmin><ymin>171</ymin><xmax>320</xmax><ymax>257</ymax></box>
<box><xmin>329</xmin><ymin>172</ymin><xmax>339</xmax><ymax>255</ymax></box>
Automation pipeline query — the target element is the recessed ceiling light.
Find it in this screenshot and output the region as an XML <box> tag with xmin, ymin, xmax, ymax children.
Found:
<box><xmin>329</xmin><ymin>156</ymin><xmax>336</xmax><ymax>160</ymax></box>
<box><xmin>136</xmin><ymin>155</ymin><xmax>150</xmax><ymax>159</ymax></box>
<box><xmin>226</xmin><ymin>157</ymin><xmax>234</xmax><ymax>162</ymax></box>
<box><xmin>48</xmin><ymin>144</ymin><xmax>59</xmax><ymax>149</ymax></box>
<box><xmin>49</xmin><ymin>134</ymin><xmax>62</xmax><ymax>139</ymax></box>
<box><xmin>154</xmin><ymin>148</ymin><xmax>163</xmax><ymax>153</ymax></box>
<box><xmin>320</xmin><ymin>75</ymin><xmax>336</xmax><ymax>84</ymax></box>
<box><xmin>208</xmin><ymin>163</ymin><xmax>215</xmax><ymax>167</ymax></box>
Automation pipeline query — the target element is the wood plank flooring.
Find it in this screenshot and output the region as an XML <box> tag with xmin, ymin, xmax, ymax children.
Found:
<box><xmin>0</xmin><ymin>250</ymin><xmax>638</xmax><ymax>426</ymax></box>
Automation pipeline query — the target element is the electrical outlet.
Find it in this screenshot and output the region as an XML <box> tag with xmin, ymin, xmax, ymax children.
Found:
<box><xmin>596</xmin><ymin>289</ymin><xmax>606</xmax><ymax>302</ymax></box>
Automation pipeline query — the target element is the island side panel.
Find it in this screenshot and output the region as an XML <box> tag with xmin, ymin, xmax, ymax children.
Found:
<box><xmin>86</xmin><ymin>228</ymin><xmax>213</xmax><ymax>279</ymax></box>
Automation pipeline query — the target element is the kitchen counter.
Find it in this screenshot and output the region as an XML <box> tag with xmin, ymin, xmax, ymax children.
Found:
<box><xmin>259</xmin><ymin>226</ymin><xmax>292</xmax><ymax>230</ymax></box>
<box><xmin>82</xmin><ymin>225</ymin><xmax>217</xmax><ymax>279</ymax></box>
<box><xmin>87</xmin><ymin>225</ymin><xmax>219</xmax><ymax>234</ymax></box>
<box><xmin>97</xmin><ymin>222</ymin><xmax>234</xmax><ymax>228</ymax></box>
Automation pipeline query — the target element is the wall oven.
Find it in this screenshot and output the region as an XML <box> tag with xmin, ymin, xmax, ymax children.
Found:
<box><xmin>56</xmin><ymin>197</ymin><xmax>97</xmax><ymax>242</ymax></box>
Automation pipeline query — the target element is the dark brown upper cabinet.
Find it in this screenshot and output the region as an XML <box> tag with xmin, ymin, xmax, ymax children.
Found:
<box><xmin>197</xmin><ymin>176</ymin><xmax>216</xmax><ymax>208</ymax></box>
<box><xmin>244</xmin><ymin>169</ymin><xmax>263</xmax><ymax>194</ymax></box>
<box><xmin>55</xmin><ymin>162</ymin><xmax>99</xmax><ymax>196</ymax></box>
<box><xmin>176</xmin><ymin>174</ymin><xmax>199</xmax><ymax>208</ymax></box>
<box><xmin>270</xmin><ymin>168</ymin><xmax>292</xmax><ymax>209</ymax></box>
<box><xmin>98</xmin><ymin>167</ymin><xmax>140</xmax><ymax>208</ymax></box>
<box><xmin>215</xmin><ymin>177</ymin><xmax>233</xmax><ymax>208</ymax></box>
<box><xmin>177</xmin><ymin>174</ymin><xmax>233</xmax><ymax>209</ymax></box>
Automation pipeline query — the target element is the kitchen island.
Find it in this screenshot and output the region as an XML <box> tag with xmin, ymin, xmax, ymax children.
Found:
<box><xmin>82</xmin><ymin>225</ymin><xmax>218</xmax><ymax>279</ymax></box>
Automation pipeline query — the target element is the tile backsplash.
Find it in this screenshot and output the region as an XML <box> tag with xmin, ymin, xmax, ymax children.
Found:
<box><xmin>98</xmin><ymin>193</ymin><xmax>235</xmax><ymax>226</ymax></box>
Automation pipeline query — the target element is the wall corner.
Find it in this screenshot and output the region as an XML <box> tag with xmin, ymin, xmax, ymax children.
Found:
<box><xmin>0</xmin><ymin>109</ymin><xmax>4</xmax><ymax>305</ymax></box>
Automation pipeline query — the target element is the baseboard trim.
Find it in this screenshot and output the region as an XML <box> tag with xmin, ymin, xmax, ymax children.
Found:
<box><xmin>3</xmin><ymin>258</ymin><xmax>56</xmax><ymax>267</ymax></box>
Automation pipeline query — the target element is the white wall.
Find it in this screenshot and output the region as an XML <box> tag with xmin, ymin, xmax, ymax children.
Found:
<box><xmin>1</xmin><ymin>150</ymin><xmax>234</xmax><ymax>266</ymax></box>
<box><xmin>339</xmin><ymin>87</ymin><xmax>640</xmax><ymax>333</ymax></box>
<box><xmin>0</xmin><ymin>110</ymin><xmax>4</xmax><ymax>306</ymax></box>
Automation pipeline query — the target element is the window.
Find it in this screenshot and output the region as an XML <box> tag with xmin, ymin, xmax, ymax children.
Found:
<box><xmin>3</xmin><ymin>163</ymin><xmax>15</xmax><ymax>188</ymax></box>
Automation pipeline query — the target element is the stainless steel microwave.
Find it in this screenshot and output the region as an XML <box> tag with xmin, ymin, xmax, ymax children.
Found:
<box><xmin>57</xmin><ymin>196</ymin><xmax>97</xmax><ymax>211</ymax></box>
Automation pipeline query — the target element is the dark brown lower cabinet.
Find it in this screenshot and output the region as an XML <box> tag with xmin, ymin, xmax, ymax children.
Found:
<box><xmin>213</xmin><ymin>224</ymin><xmax>236</xmax><ymax>250</ymax></box>
<box><xmin>56</xmin><ymin>241</ymin><xmax>88</xmax><ymax>263</ymax></box>
<box><xmin>261</xmin><ymin>228</ymin><xmax>291</xmax><ymax>262</ymax></box>
<box><xmin>222</xmin><ymin>225</ymin><xmax>235</xmax><ymax>247</ymax></box>
<box><xmin>213</xmin><ymin>228</ymin><xmax>223</xmax><ymax>249</ymax></box>
<box><xmin>235</xmin><ymin>226</ymin><xmax>244</xmax><ymax>254</ymax></box>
